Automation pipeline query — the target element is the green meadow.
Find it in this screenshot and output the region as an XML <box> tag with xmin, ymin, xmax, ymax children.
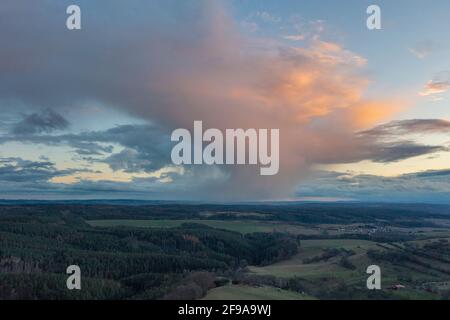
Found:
<box><xmin>87</xmin><ymin>219</ymin><xmax>320</xmax><ymax>235</ymax></box>
<box><xmin>202</xmin><ymin>284</ymin><xmax>316</xmax><ymax>300</ymax></box>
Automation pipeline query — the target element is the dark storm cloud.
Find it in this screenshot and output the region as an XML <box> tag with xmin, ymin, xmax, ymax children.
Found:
<box><xmin>70</xmin><ymin>141</ymin><xmax>114</xmax><ymax>156</ymax></box>
<box><xmin>0</xmin><ymin>0</ymin><xmax>217</xmax><ymax>122</ymax></box>
<box><xmin>358</xmin><ymin>141</ymin><xmax>447</xmax><ymax>163</ymax></box>
<box><xmin>74</xmin><ymin>125</ymin><xmax>173</xmax><ymax>172</ymax></box>
<box><xmin>0</xmin><ymin>157</ymin><xmax>90</xmax><ymax>182</ymax></box>
<box><xmin>11</xmin><ymin>109</ymin><xmax>69</xmax><ymax>135</ymax></box>
<box><xmin>1</xmin><ymin>120</ymin><xmax>447</xmax><ymax>175</ymax></box>
<box><xmin>312</xmin><ymin>139</ymin><xmax>447</xmax><ymax>165</ymax></box>
<box><xmin>0</xmin><ymin>157</ymin><xmax>227</xmax><ymax>200</ymax></box>
<box><xmin>0</xmin><ymin>124</ymin><xmax>172</xmax><ymax>173</ymax></box>
<box><xmin>414</xmin><ymin>169</ymin><xmax>450</xmax><ymax>177</ymax></box>
<box><xmin>360</xmin><ymin>119</ymin><xmax>450</xmax><ymax>137</ymax></box>
<box><xmin>104</xmin><ymin>148</ymin><xmax>152</xmax><ymax>173</ymax></box>
<box><xmin>324</xmin><ymin>119</ymin><xmax>450</xmax><ymax>164</ymax></box>
<box><xmin>296</xmin><ymin>169</ymin><xmax>450</xmax><ymax>203</ymax></box>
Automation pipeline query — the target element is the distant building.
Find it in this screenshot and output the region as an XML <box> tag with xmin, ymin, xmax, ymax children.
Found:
<box><xmin>389</xmin><ymin>284</ymin><xmax>406</xmax><ymax>290</ymax></box>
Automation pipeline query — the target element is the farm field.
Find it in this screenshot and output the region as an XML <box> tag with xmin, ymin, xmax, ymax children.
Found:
<box><xmin>202</xmin><ymin>284</ymin><xmax>315</xmax><ymax>300</ymax></box>
<box><xmin>246</xmin><ymin>236</ymin><xmax>450</xmax><ymax>299</ymax></box>
<box><xmin>87</xmin><ymin>219</ymin><xmax>321</xmax><ymax>235</ymax></box>
<box><xmin>88</xmin><ymin>219</ymin><xmax>450</xmax><ymax>238</ymax></box>
<box><xmin>249</xmin><ymin>239</ymin><xmax>377</xmax><ymax>279</ymax></box>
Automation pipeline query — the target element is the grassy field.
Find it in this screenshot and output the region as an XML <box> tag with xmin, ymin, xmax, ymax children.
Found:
<box><xmin>300</xmin><ymin>239</ymin><xmax>377</xmax><ymax>249</ymax></box>
<box><xmin>249</xmin><ymin>239</ymin><xmax>378</xmax><ymax>279</ymax></box>
<box><xmin>90</xmin><ymin>219</ymin><xmax>448</xmax><ymax>238</ymax></box>
<box><xmin>87</xmin><ymin>219</ymin><xmax>321</xmax><ymax>235</ymax></box>
<box><xmin>249</xmin><ymin>255</ymin><xmax>357</xmax><ymax>279</ymax></box>
<box><xmin>249</xmin><ymin>237</ymin><xmax>449</xmax><ymax>300</ymax></box>
<box><xmin>202</xmin><ymin>285</ymin><xmax>316</xmax><ymax>300</ymax></box>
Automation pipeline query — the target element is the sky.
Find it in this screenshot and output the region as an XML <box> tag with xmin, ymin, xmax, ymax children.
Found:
<box><xmin>0</xmin><ymin>0</ymin><xmax>449</xmax><ymax>202</ymax></box>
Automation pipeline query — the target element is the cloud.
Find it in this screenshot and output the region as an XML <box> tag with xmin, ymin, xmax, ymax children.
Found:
<box><xmin>409</xmin><ymin>40</ymin><xmax>438</xmax><ymax>59</ymax></box>
<box><xmin>254</xmin><ymin>11</ymin><xmax>281</xmax><ymax>23</ymax></box>
<box><xmin>298</xmin><ymin>40</ymin><xmax>367</xmax><ymax>67</ymax></box>
<box><xmin>0</xmin><ymin>157</ymin><xmax>90</xmax><ymax>182</ymax></box>
<box><xmin>281</xmin><ymin>17</ymin><xmax>326</xmax><ymax>44</ymax></box>
<box><xmin>360</xmin><ymin>142</ymin><xmax>446</xmax><ymax>163</ymax></box>
<box><xmin>1</xmin><ymin>156</ymin><xmax>449</xmax><ymax>203</ymax></box>
<box><xmin>0</xmin><ymin>124</ymin><xmax>173</xmax><ymax>173</ymax></box>
<box><xmin>307</xmin><ymin>118</ymin><xmax>450</xmax><ymax>165</ymax></box>
<box><xmin>346</xmin><ymin>119</ymin><xmax>450</xmax><ymax>163</ymax></box>
<box><xmin>0</xmin><ymin>156</ymin><xmax>228</xmax><ymax>200</ymax></box>
<box><xmin>414</xmin><ymin>169</ymin><xmax>450</xmax><ymax>177</ymax></box>
<box><xmin>309</xmin><ymin>139</ymin><xmax>447</xmax><ymax>165</ymax></box>
<box><xmin>283</xmin><ymin>34</ymin><xmax>305</xmax><ymax>41</ymax></box>
<box><xmin>0</xmin><ymin>0</ymin><xmax>424</xmax><ymax>200</ymax></box>
<box><xmin>360</xmin><ymin>119</ymin><xmax>450</xmax><ymax>137</ymax></box>
<box><xmin>420</xmin><ymin>71</ymin><xmax>450</xmax><ymax>97</ymax></box>
<box><xmin>296</xmin><ymin>169</ymin><xmax>450</xmax><ymax>203</ymax></box>
<box><xmin>104</xmin><ymin>148</ymin><xmax>153</xmax><ymax>173</ymax></box>
<box><xmin>11</xmin><ymin>109</ymin><xmax>69</xmax><ymax>135</ymax></box>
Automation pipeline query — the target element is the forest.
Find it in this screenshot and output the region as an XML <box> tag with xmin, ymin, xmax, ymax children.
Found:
<box><xmin>0</xmin><ymin>204</ymin><xmax>298</xmax><ymax>299</ymax></box>
<box><xmin>1</xmin><ymin>202</ymin><xmax>449</xmax><ymax>300</ymax></box>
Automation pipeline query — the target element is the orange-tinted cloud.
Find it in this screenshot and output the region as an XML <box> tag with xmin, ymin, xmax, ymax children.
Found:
<box><xmin>0</xmin><ymin>1</ymin><xmax>407</xmax><ymax>200</ymax></box>
<box><xmin>420</xmin><ymin>71</ymin><xmax>450</xmax><ymax>97</ymax></box>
